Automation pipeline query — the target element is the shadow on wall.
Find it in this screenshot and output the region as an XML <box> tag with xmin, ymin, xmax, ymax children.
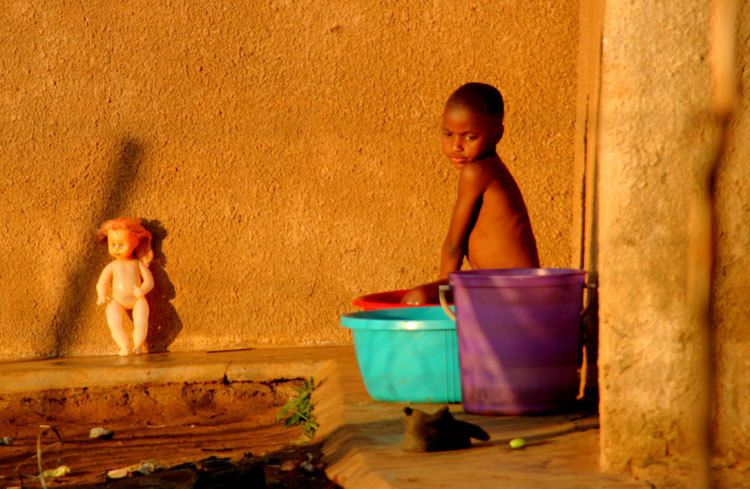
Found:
<box><xmin>142</xmin><ymin>219</ymin><xmax>183</xmax><ymax>353</ymax></box>
<box><xmin>52</xmin><ymin>138</ymin><xmax>154</xmax><ymax>357</ymax></box>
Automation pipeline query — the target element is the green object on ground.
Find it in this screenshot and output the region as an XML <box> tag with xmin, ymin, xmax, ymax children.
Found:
<box><xmin>41</xmin><ymin>465</ymin><xmax>71</xmax><ymax>479</ymax></box>
<box><xmin>509</xmin><ymin>437</ymin><xmax>527</xmax><ymax>449</ymax></box>
<box><xmin>276</xmin><ymin>377</ymin><xmax>318</xmax><ymax>441</ymax></box>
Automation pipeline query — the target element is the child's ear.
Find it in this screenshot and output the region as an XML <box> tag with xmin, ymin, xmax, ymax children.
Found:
<box><xmin>495</xmin><ymin>123</ymin><xmax>505</xmax><ymax>142</ymax></box>
<box><xmin>428</xmin><ymin>406</ymin><xmax>450</xmax><ymax>422</ymax></box>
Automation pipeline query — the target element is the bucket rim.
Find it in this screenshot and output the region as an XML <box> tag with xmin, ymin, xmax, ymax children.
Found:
<box><xmin>450</xmin><ymin>267</ymin><xmax>585</xmax><ymax>278</ymax></box>
<box><xmin>340</xmin><ymin>306</ymin><xmax>456</xmax><ymax>331</ymax></box>
<box><xmin>449</xmin><ymin>268</ymin><xmax>585</xmax><ymax>287</ymax></box>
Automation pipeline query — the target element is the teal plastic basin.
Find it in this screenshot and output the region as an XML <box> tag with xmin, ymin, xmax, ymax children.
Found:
<box><xmin>340</xmin><ymin>306</ymin><xmax>461</xmax><ymax>403</ymax></box>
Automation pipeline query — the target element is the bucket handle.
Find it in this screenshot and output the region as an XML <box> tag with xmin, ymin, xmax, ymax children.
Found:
<box><xmin>441</xmin><ymin>281</ymin><xmax>595</xmax><ymax>321</ymax></box>
<box><xmin>438</xmin><ymin>285</ymin><xmax>455</xmax><ymax>321</ymax></box>
<box><xmin>581</xmin><ymin>283</ymin><xmax>597</xmax><ymax>318</ymax></box>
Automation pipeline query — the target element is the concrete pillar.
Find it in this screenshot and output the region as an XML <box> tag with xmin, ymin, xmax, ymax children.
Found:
<box><xmin>597</xmin><ymin>0</ymin><xmax>715</xmax><ymax>476</ymax></box>
<box><xmin>714</xmin><ymin>4</ymin><xmax>750</xmax><ymax>469</ymax></box>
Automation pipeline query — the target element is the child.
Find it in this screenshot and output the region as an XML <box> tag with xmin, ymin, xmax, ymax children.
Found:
<box><xmin>96</xmin><ymin>217</ymin><xmax>155</xmax><ymax>355</ymax></box>
<box><xmin>402</xmin><ymin>83</ymin><xmax>539</xmax><ymax>305</ymax></box>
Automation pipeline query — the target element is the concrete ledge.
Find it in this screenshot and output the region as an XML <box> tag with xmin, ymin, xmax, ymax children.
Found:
<box><xmin>0</xmin><ymin>347</ymin><xmax>348</xmax><ymax>395</ymax></box>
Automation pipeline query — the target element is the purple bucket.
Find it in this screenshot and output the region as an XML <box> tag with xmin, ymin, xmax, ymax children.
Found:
<box><xmin>440</xmin><ymin>268</ymin><xmax>585</xmax><ymax>415</ymax></box>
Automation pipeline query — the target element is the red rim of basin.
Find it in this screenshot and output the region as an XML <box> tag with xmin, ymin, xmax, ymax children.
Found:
<box><xmin>351</xmin><ymin>289</ymin><xmax>439</xmax><ymax>310</ymax></box>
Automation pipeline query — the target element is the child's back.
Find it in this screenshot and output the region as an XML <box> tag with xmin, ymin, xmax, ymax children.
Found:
<box><xmin>458</xmin><ymin>155</ymin><xmax>538</xmax><ymax>270</ymax></box>
<box><xmin>402</xmin><ymin>82</ymin><xmax>538</xmax><ymax>305</ymax></box>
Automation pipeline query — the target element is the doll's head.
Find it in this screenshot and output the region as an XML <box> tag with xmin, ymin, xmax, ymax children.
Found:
<box><xmin>96</xmin><ymin>217</ymin><xmax>153</xmax><ymax>266</ymax></box>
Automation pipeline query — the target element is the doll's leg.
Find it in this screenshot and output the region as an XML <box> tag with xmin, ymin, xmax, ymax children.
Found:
<box><xmin>132</xmin><ymin>297</ymin><xmax>149</xmax><ymax>354</ymax></box>
<box><xmin>106</xmin><ymin>301</ymin><xmax>129</xmax><ymax>356</ymax></box>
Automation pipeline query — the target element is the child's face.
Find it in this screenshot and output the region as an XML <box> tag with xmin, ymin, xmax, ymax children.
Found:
<box><xmin>440</xmin><ymin>106</ymin><xmax>501</xmax><ymax>169</ymax></box>
<box><xmin>107</xmin><ymin>229</ymin><xmax>138</xmax><ymax>260</ymax></box>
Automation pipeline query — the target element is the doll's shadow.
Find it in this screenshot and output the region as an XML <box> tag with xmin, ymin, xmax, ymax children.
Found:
<box><xmin>142</xmin><ymin>219</ymin><xmax>183</xmax><ymax>353</ymax></box>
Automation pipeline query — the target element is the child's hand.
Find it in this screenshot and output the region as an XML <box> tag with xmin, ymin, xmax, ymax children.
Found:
<box><xmin>96</xmin><ymin>295</ymin><xmax>107</xmax><ymax>305</ymax></box>
<box><xmin>401</xmin><ymin>286</ymin><xmax>430</xmax><ymax>305</ymax></box>
<box><xmin>133</xmin><ymin>286</ymin><xmax>145</xmax><ymax>299</ymax></box>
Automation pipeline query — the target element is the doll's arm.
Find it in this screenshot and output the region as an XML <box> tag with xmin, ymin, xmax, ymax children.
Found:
<box><xmin>96</xmin><ymin>263</ymin><xmax>113</xmax><ymax>305</ymax></box>
<box><xmin>133</xmin><ymin>261</ymin><xmax>154</xmax><ymax>298</ymax></box>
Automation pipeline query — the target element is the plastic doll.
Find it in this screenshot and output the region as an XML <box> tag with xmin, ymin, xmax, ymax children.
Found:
<box><xmin>95</xmin><ymin>217</ymin><xmax>154</xmax><ymax>356</ymax></box>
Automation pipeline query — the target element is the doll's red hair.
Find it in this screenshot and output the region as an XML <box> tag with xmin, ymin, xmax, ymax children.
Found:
<box><xmin>96</xmin><ymin>217</ymin><xmax>153</xmax><ymax>267</ymax></box>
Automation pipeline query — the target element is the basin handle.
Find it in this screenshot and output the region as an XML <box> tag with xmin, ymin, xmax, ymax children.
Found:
<box><xmin>438</xmin><ymin>285</ymin><xmax>456</xmax><ymax>321</ymax></box>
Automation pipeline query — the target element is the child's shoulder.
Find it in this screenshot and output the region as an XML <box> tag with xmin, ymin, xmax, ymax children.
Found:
<box><xmin>459</xmin><ymin>155</ymin><xmax>501</xmax><ymax>185</ymax></box>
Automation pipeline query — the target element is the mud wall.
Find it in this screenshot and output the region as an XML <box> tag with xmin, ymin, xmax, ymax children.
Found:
<box><xmin>0</xmin><ymin>1</ymin><xmax>580</xmax><ymax>359</ymax></box>
<box><xmin>596</xmin><ymin>0</ymin><xmax>750</xmax><ymax>478</ymax></box>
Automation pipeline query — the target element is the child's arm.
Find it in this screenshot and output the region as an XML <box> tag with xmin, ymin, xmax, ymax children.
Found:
<box><xmin>440</xmin><ymin>162</ymin><xmax>489</xmax><ymax>277</ymax></box>
<box><xmin>133</xmin><ymin>261</ymin><xmax>154</xmax><ymax>299</ymax></box>
<box><xmin>96</xmin><ymin>263</ymin><xmax>113</xmax><ymax>305</ymax></box>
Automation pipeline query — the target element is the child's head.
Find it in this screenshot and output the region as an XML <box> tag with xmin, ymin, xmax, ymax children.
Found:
<box><xmin>441</xmin><ymin>83</ymin><xmax>504</xmax><ymax>168</ymax></box>
<box><xmin>96</xmin><ymin>217</ymin><xmax>153</xmax><ymax>266</ymax></box>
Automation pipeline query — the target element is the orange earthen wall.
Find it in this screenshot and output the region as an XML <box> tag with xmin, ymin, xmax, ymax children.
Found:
<box><xmin>0</xmin><ymin>1</ymin><xmax>581</xmax><ymax>359</ymax></box>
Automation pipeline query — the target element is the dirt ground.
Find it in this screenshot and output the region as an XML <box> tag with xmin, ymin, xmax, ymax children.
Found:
<box><xmin>0</xmin><ymin>379</ymin><xmax>341</xmax><ymax>488</ymax></box>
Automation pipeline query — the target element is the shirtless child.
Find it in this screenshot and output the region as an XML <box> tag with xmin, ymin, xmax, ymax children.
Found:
<box><xmin>402</xmin><ymin>83</ymin><xmax>539</xmax><ymax>305</ymax></box>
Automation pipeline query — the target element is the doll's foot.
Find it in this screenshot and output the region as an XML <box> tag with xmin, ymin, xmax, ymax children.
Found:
<box><xmin>117</xmin><ymin>348</ymin><xmax>129</xmax><ymax>357</ymax></box>
<box><xmin>133</xmin><ymin>345</ymin><xmax>148</xmax><ymax>355</ymax></box>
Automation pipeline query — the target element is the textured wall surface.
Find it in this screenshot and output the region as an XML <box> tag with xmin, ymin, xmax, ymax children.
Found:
<box><xmin>0</xmin><ymin>1</ymin><xmax>579</xmax><ymax>359</ymax></box>
<box><xmin>597</xmin><ymin>0</ymin><xmax>750</xmax><ymax>479</ymax></box>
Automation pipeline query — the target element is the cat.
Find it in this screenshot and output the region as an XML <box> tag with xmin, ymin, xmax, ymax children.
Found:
<box><xmin>402</xmin><ymin>406</ymin><xmax>490</xmax><ymax>452</ymax></box>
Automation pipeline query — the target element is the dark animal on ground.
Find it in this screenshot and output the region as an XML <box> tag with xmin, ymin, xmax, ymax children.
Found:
<box><xmin>402</xmin><ymin>406</ymin><xmax>490</xmax><ymax>452</ymax></box>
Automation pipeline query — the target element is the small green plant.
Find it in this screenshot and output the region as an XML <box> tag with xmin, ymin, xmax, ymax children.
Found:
<box><xmin>276</xmin><ymin>377</ymin><xmax>318</xmax><ymax>442</ymax></box>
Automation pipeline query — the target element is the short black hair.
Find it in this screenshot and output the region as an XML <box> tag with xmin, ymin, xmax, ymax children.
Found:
<box><xmin>445</xmin><ymin>82</ymin><xmax>504</xmax><ymax>121</ymax></box>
